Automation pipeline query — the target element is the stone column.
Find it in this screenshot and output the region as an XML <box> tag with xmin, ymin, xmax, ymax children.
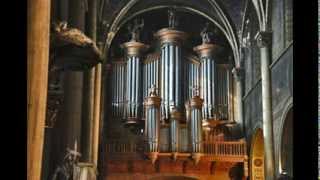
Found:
<box><xmin>61</xmin><ymin>0</ymin><xmax>86</xmax><ymax>156</ymax></box>
<box><xmin>256</xmin><ymin>31</ymin><xmax>275</xmax><ymax>180</ymax></box>
<box><xmin>27</xmin><ymin>0</ymin><xmax>51</xmax><ymax>179</ymax></box>
<box><xmin>81</xmin><ymin>0</ymin><xmax>97</xmax><ymax>163</ymax></box>
<box><xmin>92</xmin><ymin>62</ymin><xmax>102</xmax><ymax>165</ymax></box>
<box><xmin>232</xmin><ymin>67</ymin><xmax>244</xmax><ymax>134</ymax></box>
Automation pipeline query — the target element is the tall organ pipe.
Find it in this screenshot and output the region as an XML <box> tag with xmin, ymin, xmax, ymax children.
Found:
<box><xmin>189</xmin><ymin>92</ymin><xmax>203</xmax><ymax>164</ymax></box>
<box><xmin>155</xmin><ymin>28</ymin><xmax>187</xmax><ymax>122</ymax></box>
<box><xmin>111</xmin><ymin>61</ymin><xmax>126</xmax><ymax>118</ymax></box>
<box><xmin>170</xmin><ymin>107</ymin><xmax>181</xmax><ymax>159</ymax></box>
<box><xmin>121</xmin><ymin>41</ymin><xmax>149</xmax><ymax>126</ymax></box>
<box><xmin>194</xmin><ymin>43</ymin><xmax>220</xmax><ymax>126</ymax></box>
<box><xmin>144</xmin><ymin>86</ymin><xmax>161</xmax><ymax>164</ymax></box>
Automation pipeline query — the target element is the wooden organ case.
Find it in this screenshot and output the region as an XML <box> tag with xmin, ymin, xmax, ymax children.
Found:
<box><xmin>104</xmin><ymin>10</ymin><xmax>248</xmax><ymax>180</ymax></box>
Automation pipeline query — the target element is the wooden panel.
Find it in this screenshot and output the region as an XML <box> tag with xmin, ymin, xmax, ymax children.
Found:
<box><xmin>158</xmin><ymin>159</ymin><xmax>184</xmax><ymax>173</ymax></box>
<box><xmin>132</xmin><ymin>160</ymin><xmax>157</xmax><ymax>173</ymax></box>
<box><xmin>106</xmin><ymin>160</ymin><xmax>129</xmax><ymax>173</ymax></box>
<box><xmin>184</xmin><ymin>161</ymin><xmax>211</xmax><ymax>174</ymax></box>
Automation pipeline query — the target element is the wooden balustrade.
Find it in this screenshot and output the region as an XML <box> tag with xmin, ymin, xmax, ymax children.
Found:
<box><xmin>105</xmin><ymin>140</ymin><xmax>246</xmax><ymax>157</ymax></box>
<box><xmin>202</xmin><ymin>141</ymin><xmax>246</xmax><ymax>156</ymax></box>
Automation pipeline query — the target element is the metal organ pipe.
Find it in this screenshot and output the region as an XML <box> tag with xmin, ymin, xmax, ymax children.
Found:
<box><xmin>144</xmin><ymin>86</ymin><xmax>161</xmax><ymax>164</ymax></box>
<box><xmin>194</xmin><ymin>43</ymin><xmax>220</xmax><ymax>125</ymax></box>
<box><xmin>155</xmin><ymin>28</ymin><xmax>187</xmax><ymax>122</ymax></box>
<box><xmin>189</xmin><ymin>92</ymin><xmax>203</xmax><ymax>164</ymax></box>
<box><xmin>170</xmin><ymin>107</ymin><xmax>181</xmax><ymax>158</ymax></box>
<box><xmin>111</xmin><ymin>61</ymin><xmax>126</xmax><ymax>118</ymax></box>
<box><xmin>121</xmin><ymin>41</ymin><xmax>149</xmax><ymax>125</ymax></box>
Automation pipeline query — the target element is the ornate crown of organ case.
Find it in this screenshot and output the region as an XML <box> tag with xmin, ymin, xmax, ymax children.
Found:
<box><xmin>106</xmin><ymin>9</ymin><xmax>248</xmax><ymax>178</ymax></box>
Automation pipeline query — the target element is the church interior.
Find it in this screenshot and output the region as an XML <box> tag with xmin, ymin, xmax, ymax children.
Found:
<box><xmin>27</xmin><ymin>0</ymin><xmax>293</xmax><ymax>179</ymax></box>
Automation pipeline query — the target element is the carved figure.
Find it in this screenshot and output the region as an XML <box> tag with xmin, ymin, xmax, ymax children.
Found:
<box><xmin>191</xmin><ymin>86</ymin><xmax>200</xmax><ymax>96</ymax></box>
<box><xmin>127</xmin><ymin>18</ymin><xmax>144</xmax><ymax>42</ymax></box>
<box><xmin>168</xmin><ymin>9</ymin><xmax>179</xmax><ymax>29</ymax></box>
<box><xmin>51</xmin><ymin>141</ymin><xmax>81</xmax><ymax>180</ymax></box>
<box><xmin>149</xmin><ymin>84</ymin><xmax>158</xmax><ymax>96</ymax></box>
<box><xmin>200</xmin><ymin>22</ymin><xmax>213</xmax><ymax>44</ymax></box>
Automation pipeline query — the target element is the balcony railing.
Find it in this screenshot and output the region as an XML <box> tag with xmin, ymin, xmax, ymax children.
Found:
<box><xmin>105</xmin><ymin>140</ymin><xmax>246</xmax><ymax>157</ymax></box>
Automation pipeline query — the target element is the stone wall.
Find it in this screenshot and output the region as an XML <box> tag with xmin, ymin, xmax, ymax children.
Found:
<box><xmin>241</xmin><ymin>0</ymin><xmax>293</xmax><ymax>177</ymax></box>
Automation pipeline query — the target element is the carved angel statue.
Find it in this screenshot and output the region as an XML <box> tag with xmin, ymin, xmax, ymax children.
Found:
<box><xmin>127</xmin><ymin>18</ymin><xmax>144</xmax><ymax>42</ymax></box>
<box><xmin>149</xmin><ymin>84</ymin><xmax>158</xmax><ymax>96</ymax></box>
<box><xmin>168</xmin><ymin>9</ymin><xmax>179</xmax><ymax>29</ymax></box>
<box><xmin>200</xmin><ymin>22</ymin><xmax>213</xmax><ymax>44</ymax></box>
<box><xmin>191</xmin><ymin>86</ymin><xmax>200</xmax><ymax>97</ymax></box>
<box><xmin>51</xmin><ymin>141</ymin><xmax>82</xmax><ymax>180</ymax></box>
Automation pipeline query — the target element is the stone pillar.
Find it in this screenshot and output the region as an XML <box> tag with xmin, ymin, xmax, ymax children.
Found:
<box><xmin>92</xmin><ymin>63</ymin><xmax>102</xmax><ymax>166</ymax></box>
<box><xmin>27</xmin><ymin>0</ymin><xmax>51</xmax><ymax>179</ymax></box>
<box><xmin>81</xmin><ymin>0</ymin><xmax>97</xmax><ymax>163</ymax></box>
<box><xmin>256</xmin><ymin>31</ymin><xmax>275</xmax><ymax>180</ymax></box>
<box><xmin>231</xmin><ymin>67</ymin><xmax>244</xmax><ymax>134</ymax></box>
<box><xmin>61</xmin><ymin>0</ymin><xmax>86</xmax><ymax>156</ymax></box>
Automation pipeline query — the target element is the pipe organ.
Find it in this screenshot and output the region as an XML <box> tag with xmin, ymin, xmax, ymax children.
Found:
<box><xmin>121</xmin><ymin>41</ymin><xmax>149</xmax><ymax>125</ymax></box>
<box><xmin>108</xmin><ymin>17</ymin><xmax>235</xmax><ymax>164</ymax></box>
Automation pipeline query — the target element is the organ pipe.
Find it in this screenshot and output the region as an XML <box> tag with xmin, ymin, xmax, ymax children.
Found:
<box><xmin>189</xmin><ymin>90</ymin><xmax>204</xmax><ymax>164</ymax></box>
<box><xmin>111</xmin><ymin>61</ymin><xmax>126</xmax><ymax>118</ymax></box>
<box><xmin>194</xmin><ymin>43</ymin><xmax>220</xmax><ymax>126</ymax></box>
<box><xmin>170</xmin><ymin>107</ymin><xmax>181</xmax><ymax>160</ymax></box>
<box><xmin>121</xmin><ymin>41</ymin><xmax>149</xmax><ymax>126</ymax></box>
<box><xmin>155</xmin><ymin>28</ymin><xmax>187</xmax><ymax>122</ymax></box>
<box><xmin>144</xmin><ymin>85</ymin><xmax>161</xmax><ymax>164</ymax></box>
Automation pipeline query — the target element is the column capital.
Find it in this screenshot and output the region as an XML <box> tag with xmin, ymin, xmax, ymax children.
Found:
<box><xmin>232</xmin><ymin>67</ymin><xmax>243</xmax><ymax>81</ymax></box>
<box><xmin>255</xmin><ymin>31</ymin><xmax>272</xmax><ymax>48</ymax></box>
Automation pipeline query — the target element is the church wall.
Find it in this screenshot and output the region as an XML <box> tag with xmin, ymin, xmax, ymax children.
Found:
<box><xmin>242</xmin><ymin>0</ymin><xmax>292</xmax><ymax>176</ymax></box>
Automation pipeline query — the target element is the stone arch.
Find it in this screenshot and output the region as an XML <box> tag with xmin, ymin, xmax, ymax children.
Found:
<box><xmin>101</xmin><ymin>0</ymin><xmax>241</xmax><ymax>67</ymax></box>
<box><xmin>250</xmin><ymin>128</ymin><xmax>265</xmax><ymax>180</ymax></box>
